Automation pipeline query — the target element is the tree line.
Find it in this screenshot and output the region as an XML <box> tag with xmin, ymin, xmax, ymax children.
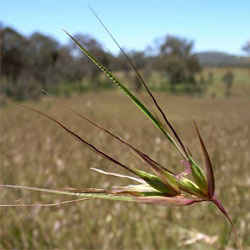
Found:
<box><xmin>1</xmin><ymin>24</ymin><xmax>248</xmax><ymax>100</ymax></box>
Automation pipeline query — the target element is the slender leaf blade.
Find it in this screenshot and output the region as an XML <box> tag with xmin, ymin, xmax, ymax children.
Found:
<box><xmin>63</xmin><ymin>30</ymin><xmax>185</xmax><ymax>157</ymax></box>
<box><xmin>89</xmin><ymin>5</ymin><xmax>188</xmax><ymax>158</ymax></box>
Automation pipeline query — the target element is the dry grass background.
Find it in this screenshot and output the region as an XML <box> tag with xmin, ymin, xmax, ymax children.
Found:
<box><xmin>1</xmin><ymin>91</ymin><xmax>250</xmax><ymax>249</ymax></box>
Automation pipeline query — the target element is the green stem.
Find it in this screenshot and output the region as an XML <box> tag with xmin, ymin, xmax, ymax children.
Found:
<box><xmin>0</xmin><ymin>184</ymin><xmax>135</xmax><ymax>202</ymax></box>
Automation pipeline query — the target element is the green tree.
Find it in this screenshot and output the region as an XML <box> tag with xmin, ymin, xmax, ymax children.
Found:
<box><xmin>0</xmin><ymin>26</ymin><xmax>41</xmax><ymax>100</ymax></box>
<box><xmin>156</xmin><ymin>35</ymin><xmax>201</xmax><ymax>92</ymax></box>
<box><xmin>128</xmin><ymin>51</ymin><xmax>147</xmax><ymax>92</ymax></box>
<box><xmin>222</xmin><ymin>71</ymin><xmax>234</xmax><ymax>97</ymax></box>
<box><xmin>27</xmin><ymin>32</ymin><xmax>59</xmax><ymax>90</ymax></box>
<box><xmin>0</xmin><ymin>26</ymin><xmax>27</xmax><ymax>83</ymax></box>
<box><xmin>208</xmin><ymin>71</ymin><xmax>214</xmax><ymax>84</ymax></box>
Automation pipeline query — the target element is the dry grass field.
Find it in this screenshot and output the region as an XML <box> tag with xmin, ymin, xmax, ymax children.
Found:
<box><xmin>1</xmin><ymin>91</ymin><xmax>250</xmax><ymax>249</ymax></box>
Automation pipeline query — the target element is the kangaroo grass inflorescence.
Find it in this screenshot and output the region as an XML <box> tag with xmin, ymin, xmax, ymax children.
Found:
<box><xmin>0</xmin><ymin>10</ymin><xmax>241</xmax><ymax>249</ymax></box>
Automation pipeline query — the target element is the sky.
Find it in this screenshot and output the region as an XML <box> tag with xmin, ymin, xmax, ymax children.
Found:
<box><xmin>1</xmin><ymin>0</ymin><xmax>250</xmax><ymax>55</ymax></box>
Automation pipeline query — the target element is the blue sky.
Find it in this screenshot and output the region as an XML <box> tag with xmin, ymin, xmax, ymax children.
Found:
<box><xmin>1</xmin><ymin>0</ymin><xmax>249</xmax><ymax>55</ymax></box>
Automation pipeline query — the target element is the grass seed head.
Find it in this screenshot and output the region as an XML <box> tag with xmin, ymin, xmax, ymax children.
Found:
<box><xmin>0</xmin><ymin>11</ymin><xmax>242</xmax><ymax>250</ymax></box>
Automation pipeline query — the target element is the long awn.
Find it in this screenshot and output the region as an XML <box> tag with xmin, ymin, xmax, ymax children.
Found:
<box><xmin>0</xmin><ymin>9</ymin><xmax>241</xmax><ymax>249</ymax></box>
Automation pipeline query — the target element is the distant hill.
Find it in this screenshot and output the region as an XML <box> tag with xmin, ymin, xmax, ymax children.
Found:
<box><xmin>196</xmin><ymin>51</ymin><xmax>250</xmax><ymax>67</ymax></box>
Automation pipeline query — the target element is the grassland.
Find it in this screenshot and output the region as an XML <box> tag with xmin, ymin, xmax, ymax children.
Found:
<box><xmin>52</xmin><ymin>66</ymin><xmax>250</xmax><ymax>99</ymax></box>
<box><xmin>200</xmin><ymin>67</ymin><xmax>250</xmax><ymax>98</ymax></box>
<box><xmin>1</xmin><ymin>91</ymin><xmax>250</xmax><ymax>249</ymax></box>
<box><xmin>115</xmin><ymin>66</ymin><xmax>250</xmax><ymax>98</ymax></box>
